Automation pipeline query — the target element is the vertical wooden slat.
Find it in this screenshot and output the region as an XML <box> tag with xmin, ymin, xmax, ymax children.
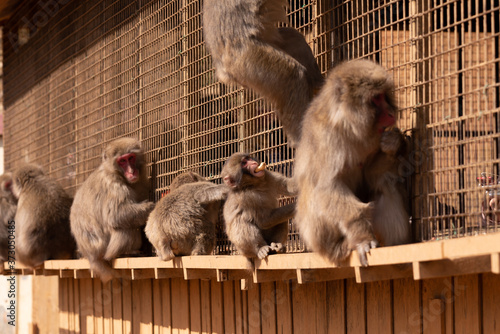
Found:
<box><xmin>94</xmin><ymin>279</ymin><xmax>104</xmax><ymax>334</ymax></box>
<box><xmin>73</xmin><ymin>279</ymin><xmax>80</xmax><ymax>334</ymax></box>
<box><xmin>326</xmin><ymin>280</ymin><xmax>345</xmax><ymax>334</ymax></box>
<box><xmin>366</xmin><ymin>281</ymin><xmax>393</xmax><ymax>334</ymax></box>
<box><xmin>211</xmin><ymin>280</ymin><xmax>225</xmax><ymax>333</ymax></box>
<box><xmin>248</xmin><ymin>284</ymin><xmax>261</xmax><ymax>334</ymax></box>
<box><xmin>171</xmin><ymin>278</ymin><xmax>190</xmax><ymax>334</ymax></box>
<box><xmin>79</xmin><ymin>278</ymin><xmax>94</xmax><ymax>334</ymax></box>
<box><xmin>346</xmin><ymin>278</ymin><xmax>366</xmax><ymax>334</ymax></box>
<box><xmin>122</xmin><ymin>278</ymin><xmax>133</xmax><ymax>334</ymax></box>
<box><xmin>260</xmin><ymin>282</ymin><xmax>276</xmax><ymax>334</ymax></box>
<box><xmin>421</xmin><ymin>278</ymin><xmax>451</xmax><ymax>334</ymax></box>
<box><xmin>482</xmin><ymin>273</ymin><xmax>500</xmax><ymax>334</ymax></box>
<box><xmin>190</xmin><ymin>280</ymin><xmax>202</xmax><ymax>334</ymax></box>
<box><xmin>234</xmin><ymin>281</ymin><xmax>245</xmax><ymax>334</ymax></box>
<box><xmin>200</xmin><ymin>280</ymin><xmax>212</xmax><ymax>333</ymax></box>
<box><xmin>132</xmin><ymin>280</ymin><xmax>142</xmax><ymax>334</ymax></box>
<box><xmin>224</xmin><ymin>281</ymin><xmax>237</xmax><ymax>333</ymax></box>
<box><xmin>275</xmin><ymin>281</ymin><xmax>292</xmax><ymax>334</ymax></box>
<box><xmin>59</xmin><ymin>278</ymin><xmax>69</xmax><ymax>333</ymax></box>
<box><xmin>454</xmin><ymin>275</ymin><xmax>481</xmax><ymax>334</ymax></box>
<box><xmin>103</xmin><ymin>281</ymin><xmax>113</xmax><ymax>334</ymax></box>
<box><xmin>139</xmin><ymin>280</ymin><xmax>154</xmax><ymax>334</ymax></box>
<box><xmin>393</xmin><ymin>277</ymin><xmax>421</xmax><ymax>334</ymax></box>
<box><xmin>292</xmin><ymin>282</ymin><xmax>327</xmax><ymax>334</ymax></box>
<box><xmin>68</xmin><ymin>278</ymin><xmax>75</xmax><ymax>333</ymax></box>
<box><xmin>152</xmin><ymin>280</ymin><xmax>163</xmax><ymax>334</ymax></box>
<box><xmin>112</xmin><ymin>279</ymin><xmax>124</xmax><ymax>334</ymax></box>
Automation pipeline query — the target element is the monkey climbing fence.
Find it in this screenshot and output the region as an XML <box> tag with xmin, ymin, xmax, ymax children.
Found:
<box><xmin>2</xmin><ymin>0</ymin><xmax>499</xmax><ymax>252</ymax></box>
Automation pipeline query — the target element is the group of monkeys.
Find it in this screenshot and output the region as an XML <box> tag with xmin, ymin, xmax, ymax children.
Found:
<box><xmin>0</xmin><ymin>0</ymin><xmax>413</xmax><ymax>282</ymax></box>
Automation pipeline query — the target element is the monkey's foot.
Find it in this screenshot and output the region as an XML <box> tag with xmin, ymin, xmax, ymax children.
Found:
<box><xmin>356</xmin><ymin>240</ymin><xmax>378</xmax><ymax>267</ymax></box>
<box><xmin>257</xmin><ymin>245</ymin><xmax>271</xmax><ymax>259</ymax></box>
<box><xmin>269</xmin><ymin>242</ymin><xmax>285</xmax><ymax>253</ymax></box>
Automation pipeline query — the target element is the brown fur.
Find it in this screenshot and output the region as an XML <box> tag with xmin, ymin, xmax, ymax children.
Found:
<box><xmin>145</xmin><ymin>172</ymin><xmax>228</xmax><ymax>261</ymax></box>
<box><xmin>295</xmin><ymin>60</ymin><xmax>411</xmax><ymax>266</ymax></box>
<box><xmin>12</xmin><ymin>164</ymin><xmax>76</xmax><ymax>268</ymax></box>
<box><xmin>70</xmin><ymin>137</ymin><xmax>154</xmax><ymax>282</ymax></box>
<box><xmin>203</xmin><ymin>0</ymin><xmax>324</xmax><ymax>146</ymax></box>
<box><xmin>221</xmin><ymin>153</ymin><xmax>296</xmax><ymax>260</ymax></box>
<box><xmin>0</xmin><ymin>173</ymin><xmax>17</xmax><ymax>271</ymax></box>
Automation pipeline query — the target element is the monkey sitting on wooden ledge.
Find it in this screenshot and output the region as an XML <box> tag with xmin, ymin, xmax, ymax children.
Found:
<box><xmin>145</xmin><ymin>171</ymin><xmax>228</xmax><ymax>260</ymax></box>
<box><xmin>70</xmin><ymin>137</ymin><xmax>155</xmax><ymax>282</ymax></box>
<box><xmin>221</xmin><ymin>153</ymin><xmax>296</xmax><ymax>262</ymax></box>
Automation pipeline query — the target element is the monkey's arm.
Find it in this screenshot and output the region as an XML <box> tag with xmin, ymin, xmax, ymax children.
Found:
<box><xmin>258</xmin><ymin>202</ymin><xmax>295</xmax><ymax>230</ymax></box>
<box><xmin>194</xmin><ymin>185</ymin><xmax>229</xmax><ymax>204</ymax></box>
<box><xmin>110</xmin><ymin>201</ymin><xmax>155</xmax><ymax>229</ymax></box>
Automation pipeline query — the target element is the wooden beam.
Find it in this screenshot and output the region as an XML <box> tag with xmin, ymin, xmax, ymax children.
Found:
<box><xmin>253</xmin><ymin>269</ymin><xmax>296</xmax><ymax>283</ymax></box>
<box><xmin>183</xmin><ymin>268</ymin><xmax>217</xmax><ymax>280</ymax></box>
<box><xmin>296</xmin><ymin>267</ymin><xmax>355</xmax><ymax>284</ymax></box>
<box><xmin>154</xmin><ymin>268</ymin><xmax>183</xmax><ymax>279</ymax></box>
<box><xmin>131</xmin><ymin>269</ymin><xmax>155</xmax><ymax>280</ymax></box>
<box><xmin>355</xmin><ymin>264</ymin><xmax>413</xmax><ymax>283</ymax></box>
<box><xmin>491</xmin><ymin>253</ymin><xmax>500</xmax><ymax>274</ymax></box>
<box><xmin>73</xmin><ymin>269</ymin><xmax>91</xmax><ymax>279</ymax></box>
<box><xmin>413</xmin><ymin>255</ymin><xmax>492</xmax><ymax>280</ymax></box>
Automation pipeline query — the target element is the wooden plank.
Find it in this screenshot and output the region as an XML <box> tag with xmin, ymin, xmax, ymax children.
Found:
<box><xmin>326</xmin><ymin>279</ymin><xmax>345</xmax><ymax>334</ymax></box>
<box><xmin>413</xmin><ymin>255</ymin><xmax>491</xmax><ymax>280</ymax></box>
<box><xmin>139</xmin><ymin>280</ymin><xmax>154</xmax><ymax>333</ymax></box>
<box><xmin>190</xmin><ymin>280</ymin><xmax>202</xmax><ymax>334</ymax></box>
<box><xmin>292</xmin><ymin>281</ymin><xmax>327</xmax><ymax>334</ymax></box>
<box><xmin>491</xmin><ymin>253</ymin><xmax>500</xmax><ymax>274</ymax></box>
<box><xmin>171</xmin><ymin>278</ymin><xmax>190</xmax><ymax>334</ymax></box>
<box><xmin>73</xmin><ymin>278</ymin><xmax>81</xmax><ymax>334</ymax></box>
<box><xmin>183</xmin><ymin>268</ymin><xmax>217</xmax><ymax>280</ymax></box>
<box><xmin>93</xmin><ymin>280</ymin><xmax>104</xmax><ymax>334</ymax></box>
<box><xmin>234</xmin><ymin>280</ymin><xmax>245</xmax><ymax>334</ymax></box>
<box><xmin>68</xmin><ymin>278</ymin><xmax>75</xmax><ymax>333</ymax></box>
<box><xmin>111</xmin><ymin>279</ymin><xmax>123</xmax><ymax>334</ymax></box>
<box><xmin>155</xmin><ymin>268</ymin><xmax>183</xmax><ymax>279</ymax></box>
<box><xmin>161</xmin><ymin>279</ymin><xmax>173</xmax><ymax>334</ymax></box>
<box><xmin>131</xmin><ymin>269</ymin><xmax>155</xmax><ymax>280</ymax></box>
<box><xmin>122</xmin><ymin>278</ymin><xmax>133</xmax><ymax>334</ymax></box>
<box><xmin>393</xmin><ymin>277</ymin><xmax>421</xmax><ymax>334</ymax></box>
<box><xmin>59</xmin><ymin>270</ymin><xmax>74</xmax><ymax>278</ymax></box>
<box><xmin>355</xmin><ymin>263</ymin><xmax>413</xmax><ymax>283</ymax></box>
<box><xmin>102</xmin><ymin>281</ymin><xmax>113</xmax><ymax>334</ymax></box>
<box><xmin>200</xmin><ymin>280</ymin><xmax>212</xmax><ymax>333</ymax></box>
<box><xmin>454</xmin><ymin>275</ymin><xmax>481</xmax><ymax>334</ymax></box>
<box><xmin>74</xmin><ymin>269</ymin><xmax>92</xmax><ymax>279</ymax></box>
<box><xmin>152</xmin><ymin>280</ymin><xmax>162</xmax><ymax>334</ymax></box>
<box><xmin>223</xmin><ymin>281</ymin><xmax>236</xmax><ymax>333</ymax></box>
<box><xmin>346</xmin><ymin>278</ymin><xmax>366</xmax><ymax>334</ymax></box>
<box><xmin>59</xmin><ymin>278</ymin><xmax>69</xmax><ymax>333</ymax></box>
<box><xmin>253</xmin><ymin>269</ymin><xmax>296</xmax><ymax>283</ymax></box>
<box><xmin>260</xmin><ymin>282</ymin><xmax>277</xmax><ymax>334</ymax></box>
<box><xmin>80</xmin><ymin>278</ymin><xmax>94</xmax><ymax>334</ymax></box>
<box><xmin>297</xmin><ymin>268</ymin><xmax>354</xmax><ymax>284</ymax></box>
<box><xmin>247</xmin><ymin>283</ymin><xmax>261</xmax><ymax>334</ymax></box>
<box><xmin>421</xmin><ymin>279</ymin><xmax>450</xmax><ymax>334</ymax></box>
<box><xmin>366</xmin><ymin>280</ymin><xmax>392</xmax><ymax>334</ymax></box>
<box><xmin>275</xmin><ymin>280</ymin><xmax>292</xmax><ymax>334</ymax></box>
<box><xmin>132</xmin><ymin>280</ymin><xmax>141</xmax><ymax>334</ymax></box>
<box><xmin>217</xmin><ymin>269</ymin><xmax>250</xmax><ymax>282</ymax></box>
<box><xmin>482</xmin><ymin>273</ymin><xmax>500</xmax><ymax>334</ymax></box>
<box><xmin>211</xmin><ymin>280</ymin><xmax>225</xmax><ymax>333</ymax></box>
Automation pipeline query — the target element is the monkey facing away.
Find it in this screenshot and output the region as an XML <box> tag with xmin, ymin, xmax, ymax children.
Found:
<box><xmin>145</xmin><ymin>172</ymin><xmax>228</xmax><ymax>261</ymax></box>
<box><xmin>11</xmin><ymin>164</ymin><xmax>76</xmax><ymax>268</ymax></box>
<box><xmin>203</xmin><ymin>0</ymin><xmax>324</xmax><ymax>146</ymax></box>
<box><xmin>221</xmin><ymin>153</ymin><xmax>296</xmax><ymax>260</ymax></box>
<box><xmin>70</xmin><ymin>137</ymin><xmax>154</xmax><ymax>282</ymax></box>
<box><xmin>0</xmin><ymin>173</ymin><xmax>17</xmax><ymax>271</ymax></box>
<box><xmin>294</xmin><ymin>59</ymin><xmax>411</xmax><ymax>267</ymax></box>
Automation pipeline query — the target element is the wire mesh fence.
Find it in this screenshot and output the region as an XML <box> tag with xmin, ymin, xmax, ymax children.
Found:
<box><xmin>2</xmin><ymin>0</ymin><xmax>499</xmax><ymax>253</ymax></box>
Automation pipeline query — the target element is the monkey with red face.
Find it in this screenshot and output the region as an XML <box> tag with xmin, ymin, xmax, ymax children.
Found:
<box><xmin>221</xmin><ymin>153</ymin><xmax>296</xmax><ymax>261</ymax></box>
<box><xmin>70</xmin><ymin>137</ymin><xmax>154</xmax><ymax>282</ymax></box>
<box><xmin>295</xmin><ymin>60</ymin><xmax>411</xmax><ymax>267</ymax></box>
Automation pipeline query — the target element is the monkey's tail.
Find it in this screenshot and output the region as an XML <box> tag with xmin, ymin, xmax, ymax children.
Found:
<box><xmin>90</xmin><ymin>258</ymin><xmax>115</xmax><ymax>283</ymax></box>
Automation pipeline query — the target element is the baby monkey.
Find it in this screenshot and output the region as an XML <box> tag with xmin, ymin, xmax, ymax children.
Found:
<box><xmin>221</xmin><ymin>153</ymin><xmax>296</xmax><ymax>260</ymax></box>
<box><xmin>145</xmin><ymin>172</ymin><xmax>228</xmax><ymax>260</ymax></box>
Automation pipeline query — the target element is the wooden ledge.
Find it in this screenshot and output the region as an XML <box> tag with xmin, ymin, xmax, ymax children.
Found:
<box><xmin>4</xmin><ymin>233</ymin><xmax>500</xmax><ymax>284</ymax></box>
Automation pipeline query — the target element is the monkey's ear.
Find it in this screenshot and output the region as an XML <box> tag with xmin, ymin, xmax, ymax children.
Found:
<box><xmin>223</xmin><ymin>175</ymin><xmax>238</xmax><ymax>188</ymax></box>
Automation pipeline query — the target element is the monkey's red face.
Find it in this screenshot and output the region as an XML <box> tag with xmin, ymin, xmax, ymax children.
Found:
<box><xmin>372</xmin><ymin>93</ymin><xmax>395</xmax><ymax>133</ymax></box>
<box><xmin>117</xmin><ymin>153</ymin><xmax>139</xmax><ymax>183</ymax></box>
<box><xmin>242</xmin><ymin>157</ymin><xmax>265</xmax><ymax>178</ymax></box>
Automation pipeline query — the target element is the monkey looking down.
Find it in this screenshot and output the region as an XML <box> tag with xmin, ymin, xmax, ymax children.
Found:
<box><xmin>203</xmin><ymin>0</ymin><xmax>324</xmax><ymax>146</ymax></box>
<box><xmin>70</xmin><ymin>137</ymin><xmax>154</xmax><ymax>282</ymax></box>
<box><xmin>12</xmin><ymin>164</ymin><xmax>76</xmax><ymax>268</ymax></box>
<box><xmin>145</xmin><ymin>172</ymin><xmax>228</xmax><ymax>261</ymax></box>
<box><xmin>221</xmin><ymin>153</ymin><xmax>296</xmax><ymax>261</ymax></box>
<box><xmin>294</xmin><ymin>59</ymin><xmax>411</xmax><ymax>267</ymax></box>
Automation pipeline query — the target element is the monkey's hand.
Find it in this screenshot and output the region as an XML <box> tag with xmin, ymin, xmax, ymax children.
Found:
<box><xmin>356</xmin><ymin>240</ymin><xmax>378</xmax><ymax>267</ymax></box>
<box><xmin>257</xmin><ymin>245</ymin><xmax>272</xmax><ymax>260</ymax></box>
<box><xmin>269</xmin><ymin>242</ymin><xmax>285</xmax><ymax>253</ymax></box>
<box><xmin>194</xmin><ymin>185</ymin><xmax>229</xmax><ymax>204</ymax></box>
<box><xmin>380</xmin><ymin>128</ymin><xmax>404</xmax><ymax>156</ymax></box>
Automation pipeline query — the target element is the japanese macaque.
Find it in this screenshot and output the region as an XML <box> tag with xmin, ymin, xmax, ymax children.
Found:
<box><xmin>12</xmin><ymin>164</ymin><xmax>76</xmax><ymax>267</ymax></box>
<box><xmin>203</xmin><ymin>0</ymin><xmax>324</xmax><ymax>146</ymax></box>
<box><xmin>0</xmin><ymin>173</ymin><xmax>17</xmax><ymax>272</ymax></box>
<box><xmin>294</xmin><ymin>59</ymin><xmax>411</xmax><ymax>267</ymax></box>
<box><xmin>70</xmin><ymin>137</ymin><xmax>154</xmax><ymax>282</ymax></box>
<box><xmin>221</xmin><ymin>153</ymin><xmax>296</xmax><ymax>260</ymax></box>
<box><xmin>145</xmin><ymin>172</ymin><xmax>228</xmax><ymax>261</ymax></box>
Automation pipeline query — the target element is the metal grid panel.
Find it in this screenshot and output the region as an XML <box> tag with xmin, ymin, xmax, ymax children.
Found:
<box><xmin>2</xmin><ymin>0</ymin><xmax>500</xmax><ymax>255</ymax></box>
